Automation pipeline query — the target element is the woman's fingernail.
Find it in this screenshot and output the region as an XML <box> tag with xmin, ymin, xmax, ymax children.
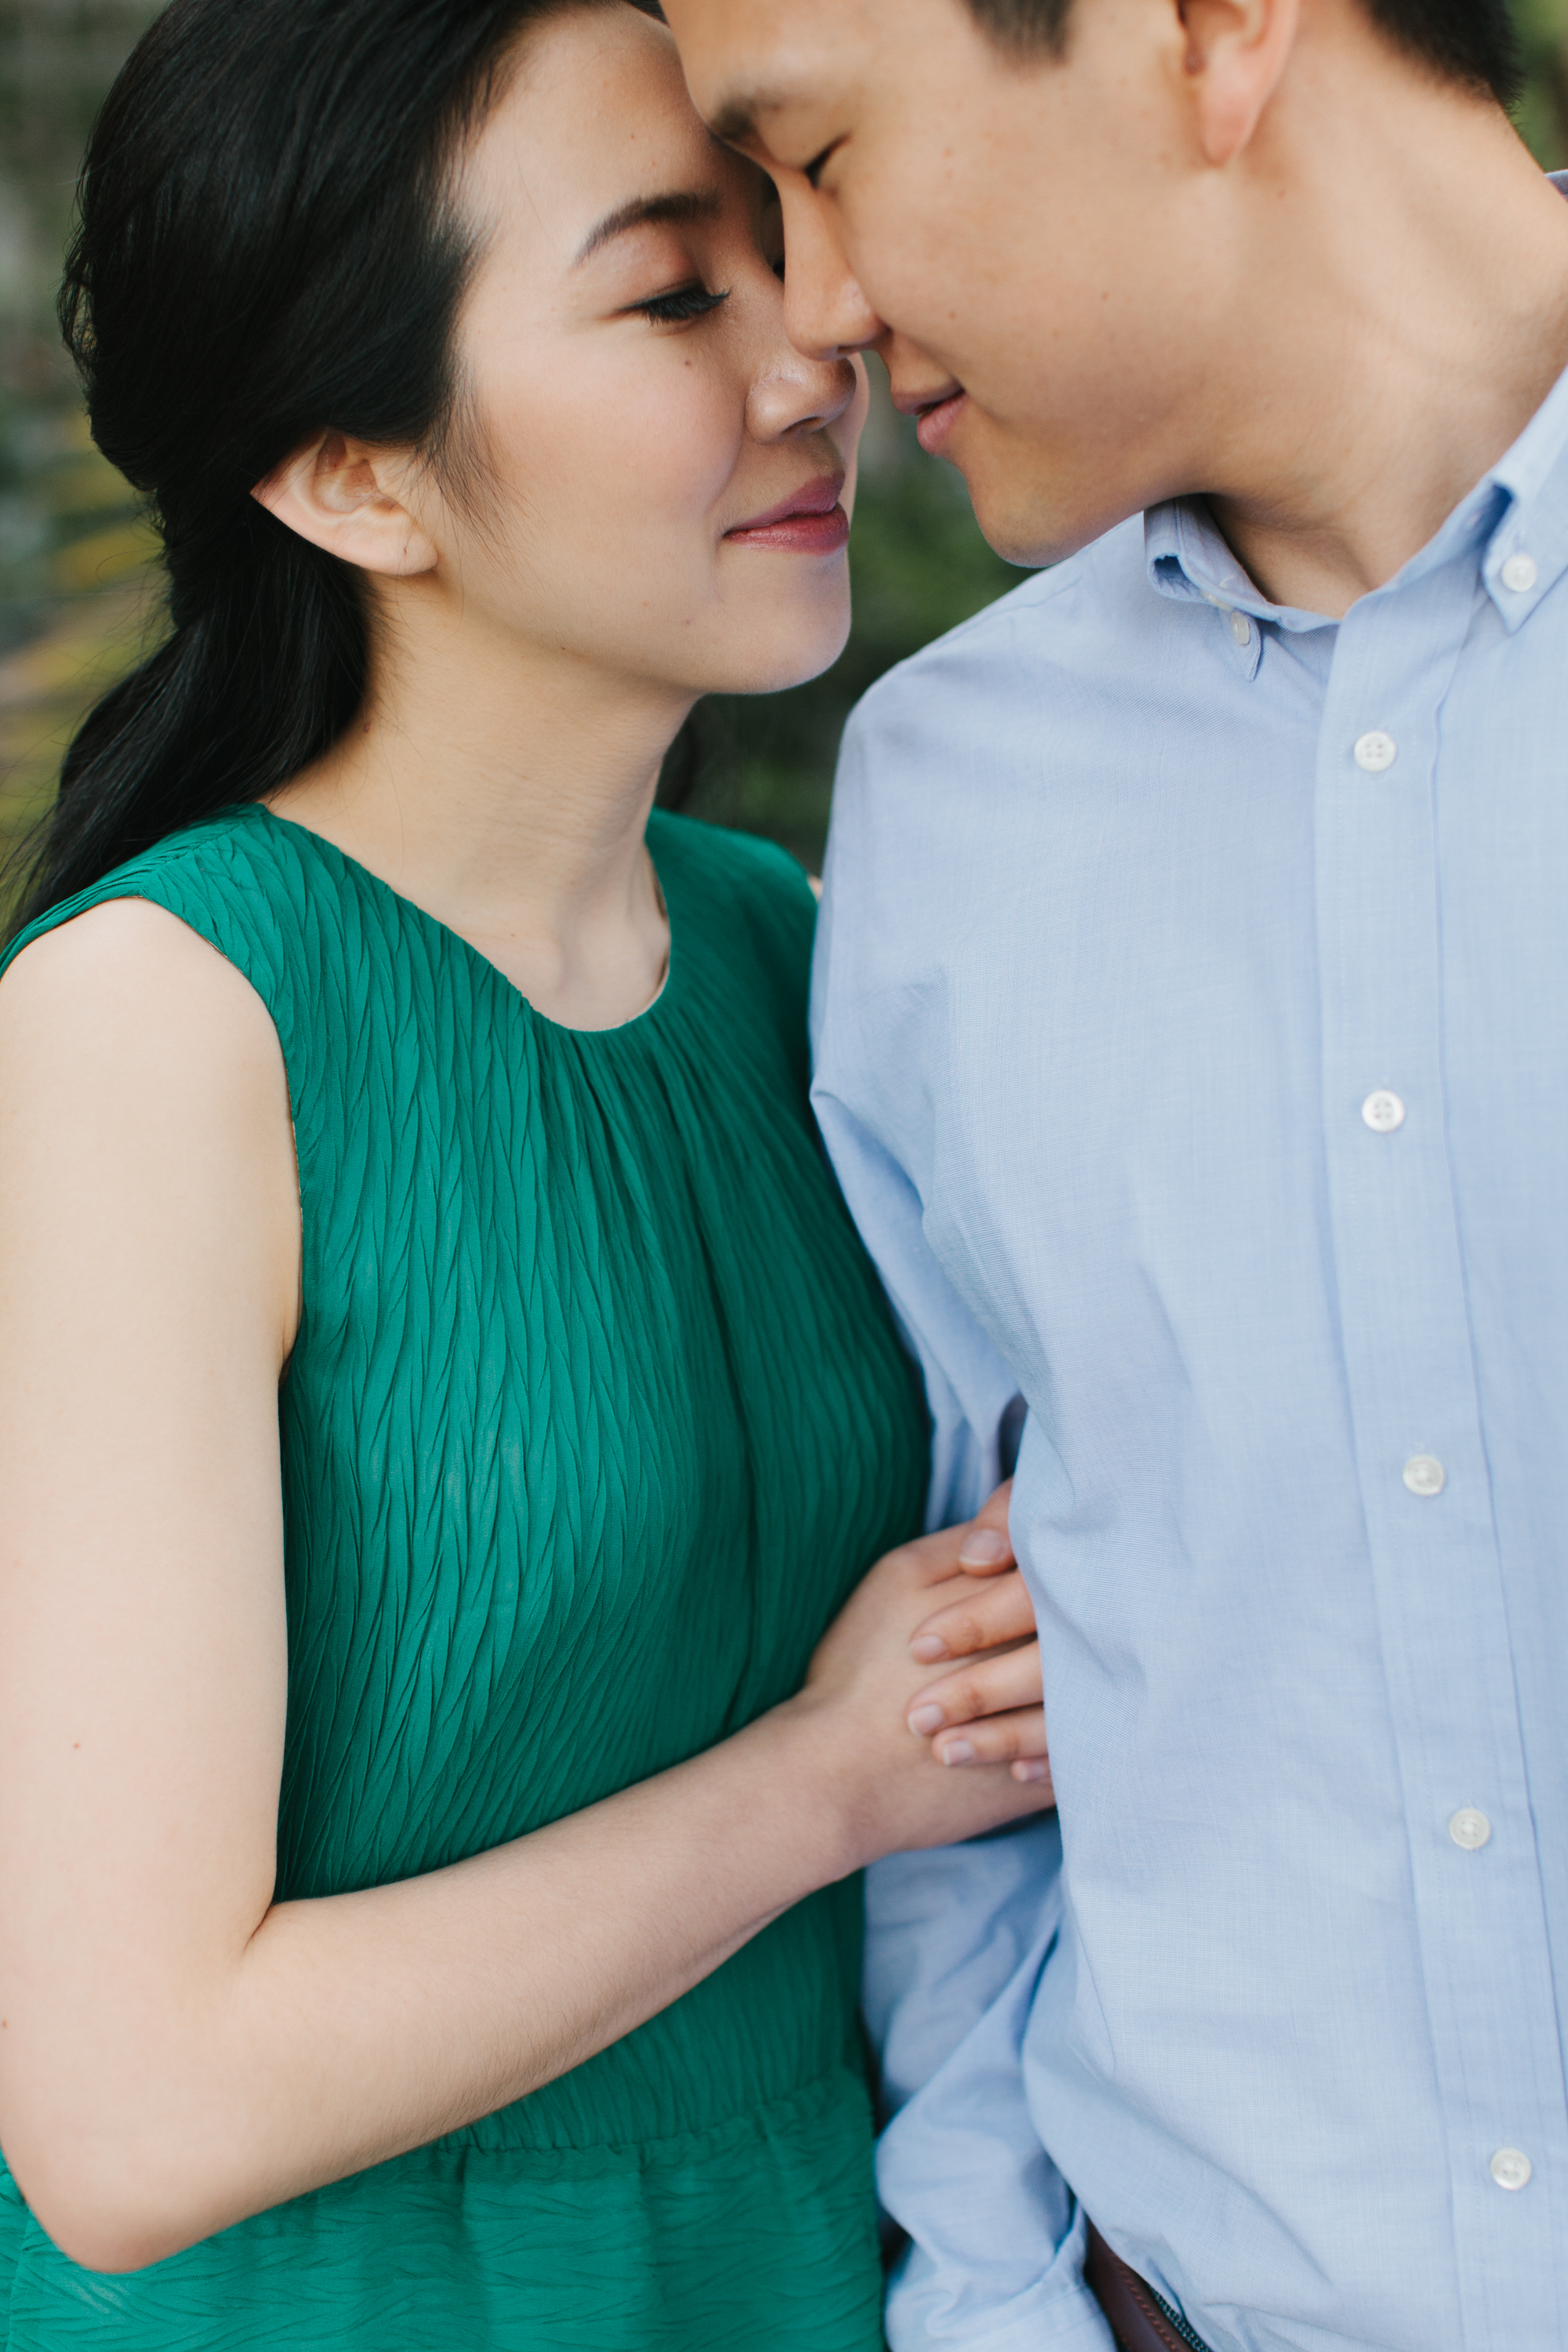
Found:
<box><xmin>939</xmin><ymin>1739</ymin><xmax>978</xmax><ymax>1766</ymax></box>
<box><xmin>958</xmin><ymin>1528</ymin><xmax>1008</xmax><ymax>1566</ymax></box>
<box><xmin>908</xmin><ymin>1704</ymin><xmax>946</xmax><ymax>1736</ymax></box>
<box><xmin>909</xmin><ymin>1634</ymin><xmax>949</xmax><ymax>1663</ymax></box>
<box><xmin>1013</xmin><ymin>1759</ymin><xmax>1051</xmax><ymax>1784</ymax></box>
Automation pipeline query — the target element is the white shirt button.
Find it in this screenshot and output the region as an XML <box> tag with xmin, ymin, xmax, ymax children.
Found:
<box><xmin>1403</xmin><ymin>1455</ymin><xmax>1446</xmax><ymax>1497</ymax></box>
<box><xmin>1450</xmin><ymin>1809</ymin><xmax>1491</xmax><ymax>1850</ymax></box>
<box><xmin>1354</xmin><ymin>731</ymin><xmax>1398</xmax><ymax>772</ymax></box>
<box><xmin>1501</xmin><ymin>553</ymin><xmax>1538</xmax><ymax>594</ymax></box>
<box><xmin>1362</xmin><ymin>1090</ymin><xmax>1406</xmax><ymax>1133</ymax></box>
<box><xmin>1490</xmin><ymin>2147</ymin><xmax>1533</xmax><ymax>2191</ymax></box>
<box><xmin>1229</xmin><ymin>611</ymin><xmax>1251</xmax><ymax>648</ymax></box>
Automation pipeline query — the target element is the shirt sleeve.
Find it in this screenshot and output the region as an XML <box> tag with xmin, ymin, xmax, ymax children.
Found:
<box><xmin>809</xmin><ymin>706</ymin><xmax>1113</xmax><ymax>2351</ymax></box>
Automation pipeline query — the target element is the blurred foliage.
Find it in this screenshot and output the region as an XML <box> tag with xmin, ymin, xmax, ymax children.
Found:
<box><xmin>1</xmin><ymin>1</ymin><xmax>165</xmax><ymax>889</ymax></box>
<box><xmin>1514</xmin><ymin>0</ymin><xmax>1568</xmax><ymax>163</ymax></box>
<box><xmin>4</xmin><ymin>0</ymin><xmax>1568</xmax><ymax>895</ymax></box>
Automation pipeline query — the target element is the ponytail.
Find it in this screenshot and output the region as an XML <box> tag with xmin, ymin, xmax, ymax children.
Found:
<box><xmin>22</xmin><ymin>514</ymin><xmax>363</xmax><ymax>927</ymax></box>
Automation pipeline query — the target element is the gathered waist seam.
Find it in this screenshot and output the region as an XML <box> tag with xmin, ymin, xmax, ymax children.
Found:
<box><xmin>427</xmin><ymin>2060</ymin><xmax>869</xmax><ymax>2175</ymax></box>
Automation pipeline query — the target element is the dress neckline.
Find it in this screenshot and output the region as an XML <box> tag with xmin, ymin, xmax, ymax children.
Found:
<box><xmin>248</xmin><ymin>800</ymin><xmax>679</xmax><ymax>1040</ymax></box>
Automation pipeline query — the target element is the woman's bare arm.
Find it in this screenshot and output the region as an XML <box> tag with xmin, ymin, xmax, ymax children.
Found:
<box><xmin>0</xmin><ymin>901</ymin><xmax>1050</xmax><ymax>2277</ymax></box>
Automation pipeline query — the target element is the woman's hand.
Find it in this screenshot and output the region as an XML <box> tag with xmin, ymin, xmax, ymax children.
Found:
<box><xmin>899</xmin><ymin>1482</ymin><xmax>1051</xmax><ymax>1785</ymax></box>
<box><xmin>779</xmin><ymin>1512</ymin><xmax>1055</xmax><ymax>1871</ymax></box>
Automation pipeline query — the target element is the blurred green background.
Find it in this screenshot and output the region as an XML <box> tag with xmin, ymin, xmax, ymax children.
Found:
<box><xmin>3</xmin><ymin>0</ymin><xmax>1568</xmax><ymax>895</ymax></box>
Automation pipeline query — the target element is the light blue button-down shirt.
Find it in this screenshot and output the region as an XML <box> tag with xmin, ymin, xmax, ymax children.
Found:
<box><xmin>811</xmin><ymin>331</ymin><xmax>1568</xmax><ymax>2350</ymax></box>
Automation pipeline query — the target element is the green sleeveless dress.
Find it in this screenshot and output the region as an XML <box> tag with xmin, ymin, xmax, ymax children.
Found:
<box><xmin>0</xmin><ymin>802</ymin><xmax>927</xmax><ymax>2351</ymax></box>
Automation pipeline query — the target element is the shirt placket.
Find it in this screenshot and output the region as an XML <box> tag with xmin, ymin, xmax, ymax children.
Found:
<box><xmin>1313</xmin><ymin>565</ymin><xmax>1568</xmax><ymax>2347</ymax></box>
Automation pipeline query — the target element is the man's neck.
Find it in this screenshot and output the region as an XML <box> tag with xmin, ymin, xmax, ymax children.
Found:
<box><xmin>1192</xmin><ymin>42</ymin><xmax>1568</xmax><ymax>618</ymax></box>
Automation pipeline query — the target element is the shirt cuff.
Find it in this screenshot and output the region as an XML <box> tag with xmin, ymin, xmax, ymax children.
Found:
<box><xmin>886</xmin><ymin>2265</ymin><xmax>1116</xmax><ymax>2352</ymax></box>
<box><xmin>885</xmin><ymin>2204</ymin><xmax>1118</xmax><ymax>2352</ymax></box>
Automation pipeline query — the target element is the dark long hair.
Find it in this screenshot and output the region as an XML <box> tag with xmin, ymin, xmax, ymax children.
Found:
<box><xmin>9</xmin><ymin>0</ymin><xmax>650</xmax><ymax>936</ymax></box>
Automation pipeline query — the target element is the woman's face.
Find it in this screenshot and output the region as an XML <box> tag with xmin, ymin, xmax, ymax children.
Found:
<box><xmin>430</xmin><ymin>2</ymin><xmax>866</xmax><ymax>698</ymax></box>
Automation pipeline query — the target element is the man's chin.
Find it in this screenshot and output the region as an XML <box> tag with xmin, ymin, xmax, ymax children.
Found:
<box><xmin>963</xmin><ymin>453</ymin><xmax>1142</xmax><ymax>572</ymax></box>
<box><xmin>928</xmin><ymin>397</ymin><xmax>1157</xmax><ymax>564</ymax></box>
<box><xmin>967</xmin><ymin>490</ymin><xmax>1091</xmax><ymax>572</ymax></box>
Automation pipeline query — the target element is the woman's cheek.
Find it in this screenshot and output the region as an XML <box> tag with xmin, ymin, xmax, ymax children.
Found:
<box><xmin>644</xmin><ymin>368</ymin><xmax>749</xmax><ymax>530</ymax></box>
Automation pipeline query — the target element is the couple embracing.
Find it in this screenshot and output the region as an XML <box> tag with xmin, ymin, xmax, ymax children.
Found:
<box><xmin>0</xmin><ymin>1</ymin><xmax>1563</xmax><ymax>2348</ymax></box>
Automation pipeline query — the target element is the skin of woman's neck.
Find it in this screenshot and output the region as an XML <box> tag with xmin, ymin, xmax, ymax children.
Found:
<box><xmin>274</xmin><ymin>582</ymin><xmax>688</xmax><ymax>1033</ymax></box>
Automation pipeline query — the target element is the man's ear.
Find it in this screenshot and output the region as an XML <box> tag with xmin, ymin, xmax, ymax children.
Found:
<box><xmin>1177</xmin><ymin>0</ymin><xmax>1299</xmax><ymax>166</ymax></box>
<box><xmin>252</xmin><ymin>430</ymin><xmax>440</xmax><ymax>577</ymax></box>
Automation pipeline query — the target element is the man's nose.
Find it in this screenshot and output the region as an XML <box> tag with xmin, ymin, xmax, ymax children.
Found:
<box><xmin>778</xmin><ymin>180</ymin><xmax>887</xmax><ymax>360</ymax></box>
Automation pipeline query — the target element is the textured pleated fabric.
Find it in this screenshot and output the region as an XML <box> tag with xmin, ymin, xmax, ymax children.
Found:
<box><xmin>0</xmin><ymin>802</ymin><xmax>928</xmax><ymax>2350</ymax></box>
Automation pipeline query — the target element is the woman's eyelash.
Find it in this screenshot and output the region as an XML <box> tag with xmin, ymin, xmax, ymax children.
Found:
<box><xmin>634</xmin><ymin>283</ymin><xmax>731</xmax><ymax>325</ymax></box>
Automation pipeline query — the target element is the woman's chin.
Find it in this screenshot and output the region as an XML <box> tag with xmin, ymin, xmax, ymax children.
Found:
<box><xmin>696</xmin><ymin>605</ymin><xmax>854</xmax><ymax>699</ymax></box>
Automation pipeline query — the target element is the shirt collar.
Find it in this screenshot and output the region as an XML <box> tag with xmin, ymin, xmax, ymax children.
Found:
<box><xmin>1145</xmin><ymin>499</ymin><xmax>1323</xmax><ymax>655</ymax></box>
<box><xmin>1145</xmin><ymin>169</ymin><xmax>1568</xmax><ymax>654</ymax></box>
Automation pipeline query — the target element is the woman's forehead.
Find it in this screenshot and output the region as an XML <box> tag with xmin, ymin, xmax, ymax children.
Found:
<box><xmin>464</xmin><ymin>5</ymin><xmax>725</xmax><ymax>266</ymax></box>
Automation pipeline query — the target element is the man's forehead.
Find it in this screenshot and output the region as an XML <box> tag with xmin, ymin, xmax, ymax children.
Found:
<box><xmin>663</xmin><ymin>0</ymin><xmax>874</xmax><ymax>137</ymax></box>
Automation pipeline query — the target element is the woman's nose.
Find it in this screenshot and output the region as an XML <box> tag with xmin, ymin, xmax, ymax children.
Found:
<box><xmin>746</xmin><ymin>346</ymin><xmax>861</xmax><ymax>443</ymax></box>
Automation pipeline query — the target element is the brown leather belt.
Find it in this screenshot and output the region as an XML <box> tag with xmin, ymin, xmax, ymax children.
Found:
<box><xmin>1085</xmin><ymin>2222</ymin><xmax>1213</xmax><ymax>2352</ymax></box>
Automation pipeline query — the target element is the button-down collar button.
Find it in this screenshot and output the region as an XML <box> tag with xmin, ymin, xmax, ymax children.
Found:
<box><xmin>1403</xmin><ymin>1455</ymin><xmax>1446</xmax><ymax>1497</ymax></box>
<box><xmin>1354</xmin><ymin>731</ymin><xmax>1398</xmax><ymax>772</ymax></box>
<box><xmin>1362</xmin><ymin>1090</ymin><xmax>1406</xmax><ymax>1133</ymax></box>
<box><xmin>1491</xmin><ymin>2148</ymin><xmax>1533</xmax><ymax>2191</ymax></box>
<box><xmin>1501</xmin><ymin>553</ymin><xmax>1538</xmax><ymax>594</ymax></box>
<box><xmin>1229</xmin><ymin>611</ymin><xmax>1251</xmax><ymax>647</ymax></box>
<box><xmin>1450</xmin><ymin>1809</ymin><xmax>1491</xmax><ymax>1849</ymax></box>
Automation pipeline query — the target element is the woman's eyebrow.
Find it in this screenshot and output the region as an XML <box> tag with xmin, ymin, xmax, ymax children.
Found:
<box><xmin>573</xmin><ymin>188</ymin><xmax>724</xmax><ymax>267</ymax></box>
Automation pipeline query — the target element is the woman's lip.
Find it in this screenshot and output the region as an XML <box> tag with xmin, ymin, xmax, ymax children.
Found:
<box><xmin>914</xmin><ymin>389</ymin><xmax>968</xmax><ymax>458</ymax></box>
<box><xmin>724</xmin><ymin>504</ymin><xmax>851</xmax><ymax>556</ymax></box>
<box><xmin>726</xmin><ymin>474</ymin><xmax>845</xmax><ymax>535</ymax></box>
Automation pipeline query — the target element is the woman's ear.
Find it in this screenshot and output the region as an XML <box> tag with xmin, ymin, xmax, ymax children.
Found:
<box><xmin>252</xmin><ymin>431</ymin><xmax>439</xmax><ymax>577</ymax></box>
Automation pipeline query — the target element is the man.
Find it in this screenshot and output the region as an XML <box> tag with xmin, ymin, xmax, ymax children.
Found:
<box><xmin>659</xmin><ymin>1</ymin><xmax>1568</xmax><ymax>2347</ymax></box>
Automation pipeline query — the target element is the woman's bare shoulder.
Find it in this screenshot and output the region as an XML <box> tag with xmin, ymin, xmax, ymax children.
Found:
<box><xmin>0</xmin><ymin>895</ymin><xmax>299</xmax><ymax>1350</ymax></box>
<box><xmin>0</xmin><ymin>895</ymin><xmax>283</xmax><ymax>1089</ymax></box>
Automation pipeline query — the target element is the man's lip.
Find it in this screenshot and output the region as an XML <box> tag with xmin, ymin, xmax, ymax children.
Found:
<box><xmin>913</xmin><ymin>390</ymin><xmax>967</xmax><ymax>459</ymax></box>
<box><xmin>726</xmin><ymin>473</ymin><xmax>845</xmax><ymax>535</ymax></box>
<box><xmin>890</xmin><ymin>381</ymin><xmax>964</xmax><ymax>420</ymax></box>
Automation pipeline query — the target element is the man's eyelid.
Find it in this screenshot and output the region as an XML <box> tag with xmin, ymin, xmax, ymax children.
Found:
<box><xmin>720</xmin><ymin>114</ymin><xmax>840</xmax><ymax>190</ymax></box>
<box><xmin>803</xmin><ymin>137</ymin><xmax>845</xmax><ymax>191</ymax></box>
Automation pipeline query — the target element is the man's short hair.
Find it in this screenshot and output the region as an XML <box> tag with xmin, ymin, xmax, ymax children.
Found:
<box><xmin>968</xmin><ymin>0</ymin><xmax>1524</xmax><ymax>110</ymax></box>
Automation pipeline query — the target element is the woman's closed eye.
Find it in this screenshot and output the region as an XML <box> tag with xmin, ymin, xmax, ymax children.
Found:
<box><xmin>632</xmin><ymin>281</ymin><xmax>730</xmax><ymax>325</ymax></box>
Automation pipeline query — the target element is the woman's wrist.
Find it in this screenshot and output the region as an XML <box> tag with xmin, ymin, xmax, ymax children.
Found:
<box><xmin>746</xmin><ymin>1689</ymin><xmax>877</xmax><ymax>1886</ymax></box>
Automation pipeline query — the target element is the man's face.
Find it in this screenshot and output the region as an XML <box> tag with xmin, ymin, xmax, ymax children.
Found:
<box><xmin>664</xmin><ymin>0</ymin><xmax>1229</xmax><ymax>564</ymax></box>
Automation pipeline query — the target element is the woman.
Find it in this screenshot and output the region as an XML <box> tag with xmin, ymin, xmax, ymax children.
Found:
<box><xmin>0</xmin><ymin>2</ymin><xmax>1049</xmax><ymax>2346</ymax></box>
